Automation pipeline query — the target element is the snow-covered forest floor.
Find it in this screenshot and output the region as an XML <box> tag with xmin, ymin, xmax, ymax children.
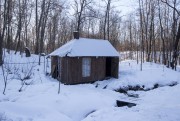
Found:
<box><xmin>0</xmin><ymin>51</ymin><xmax>180</xmax><ymax>121</ymax></box>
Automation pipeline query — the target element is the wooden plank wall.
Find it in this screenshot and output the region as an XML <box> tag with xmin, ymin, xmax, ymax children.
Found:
<box><xmin>61</xmin><ymin>57</ymin><xmax>106</xmax><ymax>84</ymax></box>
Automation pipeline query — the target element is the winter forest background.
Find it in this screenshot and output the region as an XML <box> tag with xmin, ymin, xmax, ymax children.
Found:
<box><xmin>0</xmin><ymin>0</ymin><xmax>180</xmax><ymax>68</ymax></box>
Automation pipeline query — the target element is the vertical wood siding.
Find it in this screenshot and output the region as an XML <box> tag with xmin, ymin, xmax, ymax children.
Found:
<box><xmin>51</xmin><ymin>56</ymin><xmax>119</xmax><ymax>84</ymax></box>
<box><xmin>61</xmin><ymin>57</ymin><xmax>106</xmax><ymax>84</ymax></box>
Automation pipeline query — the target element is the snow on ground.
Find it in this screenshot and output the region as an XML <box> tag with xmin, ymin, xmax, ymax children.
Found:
<box><xmin>83</xmin><ymin>84</ymin><xmax>180</xmax><ymax>121</ymax></box>
<box><xmin>177</xmin><ymin>65</ymin><xmax>180</xmax><ymax>72</ymax></box>
<box><xmin>0</xmin><ymin>82</ymin><xmax>123</xmax><ymax>121</ymax></box>
<box><xmin>95</xmin><ymin>60</ymin><xmax>180</xmax><ymax>90</ymax></box>
<box><xmin>0</xmin><ymin>51</ymin><xmax>180</xmax><ymax>121</ymax></box>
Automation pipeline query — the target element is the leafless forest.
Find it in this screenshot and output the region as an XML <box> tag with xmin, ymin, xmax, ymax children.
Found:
<box><xmin>0</xmin><ymin>0</ymin><xmax>179</xmax><ymax>69</ymax></box>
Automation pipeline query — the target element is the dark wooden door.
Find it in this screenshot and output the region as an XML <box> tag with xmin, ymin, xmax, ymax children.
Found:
<box><xmin>106</xmin><ymin>57</ymin><xmax>112</xmax><ymax>77</ymax></box>
<box><xmin>111</xmin><ymin>57</ymin><xmax>119</xmax><ymax>78</ymax></box>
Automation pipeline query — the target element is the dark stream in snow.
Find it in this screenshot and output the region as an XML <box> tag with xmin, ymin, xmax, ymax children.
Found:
<box><xmin>115</xmin><ymin>81</ymin><xmax>178</xmax><ymax>94</ymax></box>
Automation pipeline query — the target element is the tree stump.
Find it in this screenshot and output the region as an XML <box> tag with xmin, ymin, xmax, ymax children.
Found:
<box><xmin>25</xmin><ymin>47</ymin><xmax>31</xmax><ymax>57</ymax></box>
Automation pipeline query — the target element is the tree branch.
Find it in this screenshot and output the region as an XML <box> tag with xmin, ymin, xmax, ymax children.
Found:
<box><xmin>161</xmin><ymin>0</ymin><xmax>180</xmax><ymax>15</ymax></box>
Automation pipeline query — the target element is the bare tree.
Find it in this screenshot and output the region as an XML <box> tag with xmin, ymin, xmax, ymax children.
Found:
<box><xmin>103</xmin><ymin>0</ymin><xmax>111</xmax><ymax>40</ymax></box>
<box><xmin>0</xmin><ymin>0</ymin><xmax>8</xmax><ymax>65</ymax></box>
<box><xmin>139</xmin><ymin>0</ymin><xmax>144</xmax><ymax>70</ymax></box>
<box><xmin>161</xmin><ymin>0</ymin><xmax>180</xmax><ymax>69</ymax></box>
<box><xmin>73</xmin><ymin>0</ymin><xmax>95</xmax><ymax>34</ymax></box>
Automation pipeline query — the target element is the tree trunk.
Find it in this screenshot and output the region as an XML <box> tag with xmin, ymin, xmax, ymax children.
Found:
<box><xmin>0</xmin><ymin>36</ymin><xmax>3</xmax><ymax>65</ymax></box>
<box><xmin>158</xmin><ymin>0</ymin><xmax>166</xmax><ymax>65</ymax></box>
<box><xmin>15</xmin><ymin>0</ymin><xmax>22</xmax><ymax>54</ymax></box>
<box><xmin>171</xmin><ymin>22</ymin><xmax>180</xmax><ymax>69</ymax></box>
<box><xmin>139</xmin><ymin>0</ymin><xmax>143</xmax><ymax>71</ymax></box>
<box><xmin>103</xmin><ymin>0</ymin><xmax>111</xmax><ymax>40</ymax></box>
<box><xmin>0</xmin><ymin>0</ymin><xmax>7</xmax><ymax>65</ymax></box>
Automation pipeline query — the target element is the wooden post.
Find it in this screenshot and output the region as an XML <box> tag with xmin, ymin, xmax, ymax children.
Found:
<box><xmin>58</xmin><ymin>57</ymin><xmax>60</xmax><ymax>94</ymax></box>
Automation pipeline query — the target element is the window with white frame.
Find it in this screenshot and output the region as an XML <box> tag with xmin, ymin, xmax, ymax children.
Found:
<box><xmin>82</xmin><ymin>58</ymin><xmax>91</xmax><ymax>77</ymax></box>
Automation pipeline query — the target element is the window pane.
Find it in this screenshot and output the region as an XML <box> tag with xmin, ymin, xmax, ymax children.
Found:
<box><xmin>82</xmin><ymin>58</ymin><xmax>91</xmax><ymax>77</ymax></box>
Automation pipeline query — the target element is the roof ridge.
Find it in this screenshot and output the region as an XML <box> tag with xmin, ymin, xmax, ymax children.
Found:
<box><xmin>66</xmin><ymin>39</ymin><xmax>77</xmax><ymax>56</ymax></box>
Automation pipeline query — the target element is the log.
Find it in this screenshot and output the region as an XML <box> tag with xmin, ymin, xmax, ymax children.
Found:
<box><xmin>116</xmin><ymin>100</ymin><xmax>136</xmax><ymax>108</ymax></box>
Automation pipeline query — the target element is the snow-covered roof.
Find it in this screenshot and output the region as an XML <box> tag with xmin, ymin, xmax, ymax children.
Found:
<box><xmin>49</xmin><ymin>38</ymin><xmax>119</xmax><ymax>57</ymax></box>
